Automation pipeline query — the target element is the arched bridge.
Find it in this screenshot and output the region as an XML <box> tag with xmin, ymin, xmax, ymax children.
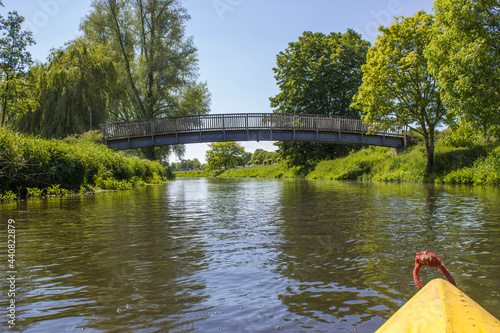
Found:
<box><xmin>100</xmin><ymin>113</ymin><xmax>408</xmax><ymax>150</ymax></box>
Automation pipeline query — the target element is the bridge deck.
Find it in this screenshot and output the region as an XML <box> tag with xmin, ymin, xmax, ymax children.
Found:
<box><xmin>100</xmin><ymin>113</ymin><xmax>407</xmax><ymax>150</ymax></box>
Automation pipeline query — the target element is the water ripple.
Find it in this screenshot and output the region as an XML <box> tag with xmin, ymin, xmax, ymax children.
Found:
<box><xmin>1</xmin><ymin>180</ymin><xmax>499</xmax><ymax>332</ymax></box>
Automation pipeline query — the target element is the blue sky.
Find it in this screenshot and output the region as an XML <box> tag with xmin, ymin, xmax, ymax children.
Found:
<box><xmin>4</xmin><ymin>0</ymin><xmax>434</xmax><ymax>162</ymax></box>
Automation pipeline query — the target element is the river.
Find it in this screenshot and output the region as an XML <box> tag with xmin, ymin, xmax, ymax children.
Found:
<box><xmin>1</xmin><ymin>178</ymin><xmax>499</xmax><ymax>332</ymax></box>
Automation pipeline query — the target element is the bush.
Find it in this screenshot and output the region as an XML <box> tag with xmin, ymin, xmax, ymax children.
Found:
<box><xmin>439</xmin><ymin>146</ymin><xmax>500</xmax><ymax>185</ymax></box>
<box><xmin>0</xmin><ymin>128</ymin><xmax>170</xmax><ymax>200</ymax></box>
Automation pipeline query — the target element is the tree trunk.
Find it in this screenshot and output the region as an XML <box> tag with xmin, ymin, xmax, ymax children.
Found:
<box><xmin>1</xmin><ymin>80</ymin><xmax>10</xmax><ymax>127</ymax></box>
<box><xmin>423</xmin><ymin>129</ymin><xmax>435</xmax><ymax>176</ymax></box>
<box><xmin>425</xmin><ymin>144</ymin><xmax>434</xmax><ymax>175</ymax></box>
<box><xmin>1</xmin><ymin>96</ymin><xmax>7</xmax><ymax>127</ymax></box>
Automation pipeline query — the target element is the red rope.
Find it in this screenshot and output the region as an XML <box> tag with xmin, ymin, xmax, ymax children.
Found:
<box><xmin>413</xmin><ymin>250</ymin><xmax>457</xmax><ymax>289</ymax></box>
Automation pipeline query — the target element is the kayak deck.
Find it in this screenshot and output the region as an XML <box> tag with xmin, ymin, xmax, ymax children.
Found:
<box><xmin>375</xmin><ymin>278</ymin><xmax>500</xmax><ymax>333</ymax></box>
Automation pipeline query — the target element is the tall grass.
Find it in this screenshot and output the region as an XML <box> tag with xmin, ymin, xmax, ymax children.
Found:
<box><xmin>307</xmin><ymin>147</ymin><xmax>391</xmax><ymax>181</ymax></box>
<box><xmin>307</xmin><ymin>143</ymin><xmax>497</xmax><ymax>184</ymax></box>
<box><xmin>437</xmin><ymin>146</ymin><xmax>500</xmax><ymax>185</ymax></box>
<box><xmin>0</xmin><ymin>128</ymin><xmax>170</xmax><ymax>200</ymax></box>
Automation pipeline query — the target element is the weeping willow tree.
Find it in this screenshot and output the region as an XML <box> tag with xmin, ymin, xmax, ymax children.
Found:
<box><xmin>24</xmin><ymin>39</ymin><xmax>118</xmax><ymax>138</ymax></box>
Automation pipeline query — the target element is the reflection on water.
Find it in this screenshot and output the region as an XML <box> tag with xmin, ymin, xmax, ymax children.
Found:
<box><xmin>0</xmin><ymin>179</ymin><xmax>499</xmax><ymax>332</ymax></box>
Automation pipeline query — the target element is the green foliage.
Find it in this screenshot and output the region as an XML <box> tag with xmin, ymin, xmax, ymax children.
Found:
<box><xmin>428</xmin><ymin>0</ymin><xmax>500</xmax><ymax>137</ymax></box>
<box><xmin>276</xmin><ymin>141</ymin><xmax>358</xmax><ymax>168</ymax></box>
<box><xmin>270</xmin><ymin>29</ymin><xmax>369</xmax><ymax>116</ymax></box>
<box><xmin>81</xmin><ymin>0</ymin><xmax>211</xmax><ymax>160</ymax></box>
<box><xmin>26</xmin><ymin>187</ymin><xmax>43</xmax><ymax>198</ymax></box>
<box><xmin>306</xmin><ymin>142</ymin><xmax>499</xmax><ymax>184</ymax></box>
<box><xmin>94</xmin><ymin>176</ymin><xmax>133</xmax><ymax>190</ymax></box>
<box><xmin>438</xmin><ymin>146</ymin><xmax>500</xmax><ymax>185</ymax></box>
<box><xmin>0</xmin><ymin>9</ymin><xmax>35</xmax><ymax>127</ymax></box>
<box><xmin>439</xmin><ymin>122</ymin><xmax>481</xmax><ymax>148</ymax></box>
<box><xmin>46</xmin><ymin>184</ymin><xmax>70</xmax><ymax>196</ymax></box>
<box><xmin>0</xmin><ymin>127</ymin><xmax>168</xmax><ymax>199</ymax></box>
<box><xmin>23</xmin><ymin>39</ymin><xmax>118</xmax><ymax>138</ymax></box>
<box><xmin>372</xmin><ymin>147</ymin><xmax>427</xmax><ymax>182</ymax></box>
<box><xmin>63</xmin><ymin>130</ymin><xmax>104</xmax><ymax>145</ymax></box>
<box><xmin>0</xmin><ymin>127</ymin><xmax>24</xmax><ymax>189</ymax></box>
<box><xmin>205</xmin><ymin>142</ymin><xmax>246</xmax><ymax>171</ymax></box>
<box><xmin>308</xmin><ymin>147</ymin><xmax>390</xmax><ymax>181</ymax></box>
<box><xmin>170</xmin><ymin>158</ymin><xmax>203</xmax><ymax>171</ymax></box>
<box><xmin>176</xmin><ymin>164</ymin><xmax>308</xmax><ymax>179</ymax></box>
<box><xmin>220</xmin><ymin>164</ymin><xmax>288</xmax><ymax>178</ymax></box>
<box><xmin>352</xmin><ymin>11</ymin><xmax>447</xmax><ymax>175</ymax></box>
<box><xmin>174</xmin><ymin>169</ymin><xmax>212</xmax><ymax>178</ymax></box>
<box><xmin>0</xmin><ymin>190</ymin><xmax>17</xmax><ymax>202</ymax></box>
<box><xmin>270</xmin><ymin>29</ymin><xmax>370</xmax><ymax>167</ymax></box>
<box><xmin>247</xmin><ymin>149</ymin><xmax>278</xmax><ymax>166</ymax></box>
<box><xmin>432</xmin><ymin>145</ymin><xmax>488</xmax><ymax>174</ymax></box>
<box><xmin>175</xmin><ymin>140</ymin><xmax>500</xmax><ymax>186</ymax></box>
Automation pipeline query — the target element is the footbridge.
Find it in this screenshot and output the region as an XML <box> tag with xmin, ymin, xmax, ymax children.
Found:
<box><xmin>100</xmin><ymin>113</ymin><xmax>408</xmax><ymax>150</ymax></box>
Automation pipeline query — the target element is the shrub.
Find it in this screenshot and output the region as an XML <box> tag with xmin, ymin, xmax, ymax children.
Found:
<box><xmin>1</xmin><ymin>128</ymin><xmax>169</xmax><ymax>200</ymax></box>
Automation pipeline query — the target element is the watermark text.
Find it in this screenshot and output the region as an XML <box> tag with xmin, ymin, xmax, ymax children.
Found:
<box><xmin>6</xmin><ymin>219</ymin><xmax>16</xmax><ymax>328</ymax></box>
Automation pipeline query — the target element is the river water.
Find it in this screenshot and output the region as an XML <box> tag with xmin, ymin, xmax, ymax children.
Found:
<box><xmin>1</xmin><ymin>178</ymin><xmax>499</xmax><ymax>332</ymax></box>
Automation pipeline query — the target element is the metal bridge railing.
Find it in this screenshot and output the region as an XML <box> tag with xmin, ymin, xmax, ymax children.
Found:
<box><xmin>100</xmin><ymin>113</ymin><xmax>405</xmax><ymax>142</ymax></box>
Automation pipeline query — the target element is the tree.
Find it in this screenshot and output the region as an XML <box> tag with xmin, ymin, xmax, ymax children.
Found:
<box><xmin>81</xmin><ymin>0</ymin><xmax>210</xmax><ymax>160</ymax></box>
<box><xmin>270</xmin><ymin>30</ymin><xmax>370</xmax><ymax>167</ymax></box>
<box><xmin>352</xmin><ymin>11</ymin><xmax>447</xmax><ymax>175</ymax></box>
<box><xmin>427</xmin><ymin>0</ymin><xmax>500</xmax><ymax>137</ymax></box>
<box><xmin>0</xmin><ymin>10</ymin><xmax>35</xmax><ymax>127</ymax></box>
<box><xmin>205</xmin><ymin>142</ymin><xmax>245</xmax><ymax>170</ymax></box>
<box><xmin>25</xmin><ymin>39</ymin><xmax>118</xmax><ymax>138</ymax></box>
<box><xmin>170</xmin><ymin>158</ymin><xmax>203</xmax><ymax>171</ymax></box>
<box><xmin>242</xmin><ymin>152</ymin><xmax>252</xmax><ymax>165</ymax></box>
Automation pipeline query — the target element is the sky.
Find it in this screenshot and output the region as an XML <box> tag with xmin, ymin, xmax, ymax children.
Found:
<box><xmin>2</xmin><ymin>0</ymin><xmax>435</xmax><ymax>163</ymax></box>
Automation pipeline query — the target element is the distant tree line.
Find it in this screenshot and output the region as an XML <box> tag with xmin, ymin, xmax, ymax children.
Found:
<box><xmin>247</xmin><ymin>149</ymin><xmax>279</xmax><ymax>166</ymax></box>
<box><xmin>171</xmin><ymin>145</ymin><xmax>278</xmax><ymax>171</ymax></box>
<box><xmin>170</xmin><ymin>158</ymin><xmax>203</xmax><ymax>171</ymax></box>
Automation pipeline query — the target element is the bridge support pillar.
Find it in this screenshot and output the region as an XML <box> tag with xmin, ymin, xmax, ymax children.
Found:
<box><xmin>391</xmin><ymin>147</ymin><xmax>403</xmax><ymax>157</ymax></box>
<box><xmin>391</xmin><ymin>134</ymin><xmax>411</xmax><ymax>156</ymax></box>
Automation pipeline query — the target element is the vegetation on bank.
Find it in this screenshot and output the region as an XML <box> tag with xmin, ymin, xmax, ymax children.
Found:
<box><xmin>0</xmin><ymin>129</ymin><xmax>171</xmax><ymax>202</ymax></box>
<box><xmin>175</xmin><ymin>139</ymin><xmax>500</xmax><ymax>186</ymax></box>
<box><xmin>175</xmin><ymin>164</ymin><xmax>306</xmax><ymax>179</ymax></box>
<box><xmin>1</xmin><ymin>1</ymin><xmax>210</xmax><ymax>163</ymax></box>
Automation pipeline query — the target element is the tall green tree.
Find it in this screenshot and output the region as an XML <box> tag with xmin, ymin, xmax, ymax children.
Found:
<box><xmin>0</xmin><ymin>9</ymin><xmax>35</xmax><ymax>127</ymax></box>
<box><xmin>25</xmin><ymin>39</ymin><xmax>118</xmax><ymax>138</ymax></box>
<box><xmin>427</xmin><ymin>0</ymin><xmax>500</xmax><ymax>137</ymax></box>
<box><xmin>81</xmin><ymin>0</ymin><xmax>210</xmax><ymax>160</ymax></box>
<box><xmin>352</xmin><ymin>11</ymin><xmax>447</xmax><ymax>175</ymax></box>
<box><xmin>206</xmin><ymin>142</ymin><xmax>245</xmax><ymax>171</ymax></box>
<box><xmin>270</xmin><ymin>30</ymin><xmax>370</xmax><ymax>167</ymax></box>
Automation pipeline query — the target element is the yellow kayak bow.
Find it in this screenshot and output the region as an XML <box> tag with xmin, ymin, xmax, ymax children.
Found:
<box><xmin>375</xmin><ymin>279</ymin><xmax>500</xmax><ymax>332</ymax></box>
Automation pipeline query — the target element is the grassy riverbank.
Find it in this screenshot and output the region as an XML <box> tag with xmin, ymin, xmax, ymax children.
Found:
<box><xmin>0</xmin><ymin>128</ymin><xmax>171</xmax><ymax>201</ymax></box>
<box><xmin>175</xmin><ymin>141</ymin><xmax>500</xmax><ymax>185</ymax></box>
